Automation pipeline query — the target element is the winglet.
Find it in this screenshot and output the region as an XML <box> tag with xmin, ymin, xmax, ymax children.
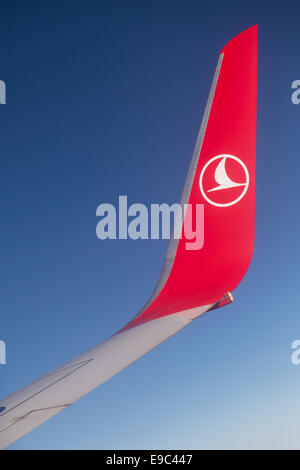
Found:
<box><xmin>126</xmin><ymin>25</ymin><xmax>257</xmax><ymax>328</ymax></box>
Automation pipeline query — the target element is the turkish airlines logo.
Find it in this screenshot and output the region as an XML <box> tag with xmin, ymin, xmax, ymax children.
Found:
<box><xmin>199</xmin><ymin>155</ymin><xmax>249</xmax><ymax>207</ymax></box>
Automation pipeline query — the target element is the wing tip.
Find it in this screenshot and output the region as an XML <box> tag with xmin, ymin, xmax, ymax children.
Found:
<box><xmin>221</xmin><ymin>24</ymin><xmax>258</xmax><ymax>54</ymax></box>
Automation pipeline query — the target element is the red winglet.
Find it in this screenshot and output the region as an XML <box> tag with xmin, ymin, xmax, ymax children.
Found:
<box><xmin>126</xmin><ymin>25</ymin><xmax>257</xmax><ymax>329</ymax></box>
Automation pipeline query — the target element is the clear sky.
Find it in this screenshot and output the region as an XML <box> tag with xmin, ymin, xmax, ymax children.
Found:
<box><xmin>0</xmin><ymin>0</ymin><xmax>300</xmax><ymax>450</ymax></box>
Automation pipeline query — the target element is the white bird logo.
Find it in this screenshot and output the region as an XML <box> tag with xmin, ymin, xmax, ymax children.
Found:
<box><xmin>199</xmin><ymin>154</ymin><xmax>250</xmax><ymax>207</ymax></box>
<box><xmin>207</xmin><ymin>156</ymin><xmax>246</xmax><ymax>192</ymax></box>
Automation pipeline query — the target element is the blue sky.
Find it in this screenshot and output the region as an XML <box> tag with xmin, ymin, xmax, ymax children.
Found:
<box><xmin>1</xmin><ymin>0</ymin><xmax>300</xmax><ymax>449</ymax></box>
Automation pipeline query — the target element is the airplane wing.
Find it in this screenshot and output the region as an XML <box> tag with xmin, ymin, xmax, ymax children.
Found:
<box><xmin>0</xmin><ymin>25</ymin><xmax>257</xmax><ymax>449</ymax></box>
